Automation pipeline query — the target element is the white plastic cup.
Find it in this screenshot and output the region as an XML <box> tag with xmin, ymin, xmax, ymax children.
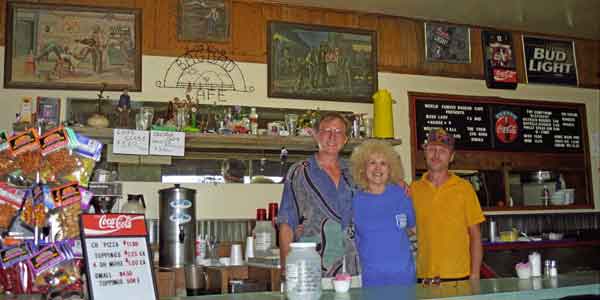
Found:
<box><xmin>230</xmin><ymin>244</ymin><xmax>243</xmax><ymax>266</ymax></box>
<box><xmin>245</xmin><ymin>236</ymin><xmax>254</xmax><ymax>260</ymax></box>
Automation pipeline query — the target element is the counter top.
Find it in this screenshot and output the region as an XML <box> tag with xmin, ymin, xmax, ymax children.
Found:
<box><xmin>158</xmin><ymin>272</ymin><xmax>600</xmax><ymax>300</ymax></box>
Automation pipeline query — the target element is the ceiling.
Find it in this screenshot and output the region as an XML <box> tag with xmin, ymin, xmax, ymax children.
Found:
<box><xmin>273</xmin><ymin>0</ymin><xmax>600</xmax><ymax>40</ymax></box>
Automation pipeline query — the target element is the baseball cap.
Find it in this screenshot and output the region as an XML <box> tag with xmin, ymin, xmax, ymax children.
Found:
<box><xmin>424</xmin><ymin>128</ymin><xmax>455</xmax><ymax>149</ymax></box>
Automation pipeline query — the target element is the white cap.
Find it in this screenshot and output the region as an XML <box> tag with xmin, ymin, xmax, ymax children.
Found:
<box><xmin>290</xmin><ymin>242</ymin><xmax>317</xmax><ymax>248</ymax></box>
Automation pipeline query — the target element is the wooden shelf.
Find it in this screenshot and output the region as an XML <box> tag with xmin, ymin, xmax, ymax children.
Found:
<box><xmin>72</xmin><ymin>126</ymin><xmax>402</xmax><ymax>153</ymax></box>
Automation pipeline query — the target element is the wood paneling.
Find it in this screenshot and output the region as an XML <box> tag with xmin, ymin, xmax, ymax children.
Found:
<box><xmin>0</xmin><ymin>0</ymin><xmax>598</xmax><ymax>88</ymax></box>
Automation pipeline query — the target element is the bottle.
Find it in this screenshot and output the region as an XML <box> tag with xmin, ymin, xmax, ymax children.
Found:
<box><xmin>268</xmin><ymin>203</ymin><xmax>279</xmax><ymax>247</ymax></box>
<box><xmin>196</xmin><ymin>234</ymin><xmax>207</xmax><ymax>264</ymax></box>
<box><xmin>286</xmin><ymin>242</ymin><xmax>321</xmax><ymax>300</ymax></box>
<box><xmin>249</xmin><ymin>107</ymin><xmax>259</xmax><ymax>135</ymax></box>
<box><xmin>542</xmin><ymin>185</ymin><xmax>550</xmax><ymax>206</ymax></box>
<box><xmin>254</xmin><ymin>220</ymin><xmax>275</xmax><ymax>257</ymax></box>
<box><xmin>549</xmin><ymin>260</ymin><xmax>558</xmax><ymax>277</ymax></box>
<box><xmin>120</xmin><ymin>194</ymin><xmax>146</xmax><ymax>214</ymax></box>
<box><xmin>489</xmin><ymin>219</ymin><xmax>497</xmax><ymax>243</ymax></box>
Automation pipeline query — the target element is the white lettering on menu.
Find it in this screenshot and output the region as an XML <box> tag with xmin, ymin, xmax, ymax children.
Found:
<box><xmin>99</xmin><ymin>215</ymin><xmax>133</xmax><ymax>230</ymax></box>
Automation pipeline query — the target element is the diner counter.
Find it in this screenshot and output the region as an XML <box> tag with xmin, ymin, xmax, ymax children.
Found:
<box><xmin>159</xmin><ymin>272</ymin><xmax>600</xmax><ymax>300</ymax></box>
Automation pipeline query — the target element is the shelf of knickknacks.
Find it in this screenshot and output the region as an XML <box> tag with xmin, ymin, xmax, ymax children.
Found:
<box><xmin>72</xmin><ymin>126</ymin><xmax>402</xmax><ymax>153</ymax></box>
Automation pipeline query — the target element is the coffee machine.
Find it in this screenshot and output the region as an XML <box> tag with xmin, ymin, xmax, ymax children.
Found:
<box><xmin>88</xmin><ymin>169</ymin><xmax>122</xmax><ymax>213</ymax></box>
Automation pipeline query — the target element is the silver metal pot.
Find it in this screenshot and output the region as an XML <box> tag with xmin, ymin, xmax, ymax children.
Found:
<box><xmin>158</xmin><ymin>184</ymin><xmax>197</xmax><ymax>268</ymax></box>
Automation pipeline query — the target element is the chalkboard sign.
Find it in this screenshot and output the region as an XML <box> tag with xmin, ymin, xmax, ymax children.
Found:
<box><xmin>81</xmin><ymin>214</ymin><xmax>157</xmax><ymax>300</ymax></box>
<box><xmin>149</xmin><ymin>131</ymin><xmax>185</xmax><ymax>156</ymax></box>
<box><xmin>112</xmin><ymin>129</ymin><xmax>149</xmax><ymax>155</ymax></box>
<box><xmin>413</xmin><ymin>95</ymin><xmax>584</xmax><ymax>153</ymax></box>
<box><xmin>415</xmin><ymin>100</ymin><xmax>492</xmax><ymax>149</ymax></box>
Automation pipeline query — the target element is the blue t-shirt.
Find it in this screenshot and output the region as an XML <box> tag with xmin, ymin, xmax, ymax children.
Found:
<box><xmin>353</xmin><ymin>184</ymin><xmax>416</xmax><ymax>287</ymax></box>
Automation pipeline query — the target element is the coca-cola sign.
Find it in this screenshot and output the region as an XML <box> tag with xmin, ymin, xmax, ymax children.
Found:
<box><xmin>81</xmin><ymin>214</ymin><xmax>147</xmax><ymax>237</ymax></box>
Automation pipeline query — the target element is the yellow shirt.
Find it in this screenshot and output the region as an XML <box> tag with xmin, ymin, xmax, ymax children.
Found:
<box><xmin>410</xmin><ymin>172</ymin><xmax>485</xmax><ymax>279</ymax></box>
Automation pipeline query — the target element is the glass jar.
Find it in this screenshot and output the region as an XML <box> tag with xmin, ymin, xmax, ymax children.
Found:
<box><xmin>286</xmin><ymin>242</ymin><xmax>321</xmax><ymax>300</ymax></box>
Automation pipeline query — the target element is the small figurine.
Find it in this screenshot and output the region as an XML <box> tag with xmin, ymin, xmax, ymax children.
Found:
<box><xmin>117</xmin><ymin>88</ymin><xmax>131</xmax><ymax>128</ymax></box>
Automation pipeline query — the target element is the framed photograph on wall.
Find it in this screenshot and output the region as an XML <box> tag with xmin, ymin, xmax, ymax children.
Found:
<box><xmin>4</xmin><ymin>2</ymin><xmax>142</xmax><ymax>91</ymax></box>
<box><xmin>267</xmin><ymin>21</ymin><xmax>378</xmax><ymax>103</ymax></box>
<box><xmin>424</xmin><ymin>22</ymin><xmax>471</xmax><ymax>64</ymax></box>
<box><xmin>177</xmin><ymin>0</ymin><xmax>231</xmax><ymax>42</ymax></box>
<box><xmin>36</xmin><ymin>97</ymin><xmax>61</xmax><ymax>127</ymax></box>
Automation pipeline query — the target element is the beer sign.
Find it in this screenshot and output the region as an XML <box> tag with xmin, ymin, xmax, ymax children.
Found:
<box><xmin>523</xmin><ymin>36</ymin><xmax>578</xmax><ymax>86</ymax></box>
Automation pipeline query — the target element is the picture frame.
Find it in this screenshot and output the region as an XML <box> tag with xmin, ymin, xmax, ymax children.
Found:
<box><xmin>4</xmin><ymin>2</ymin><xmax>142</xmax><ymax>91</ymax></box>
<box><xmin>424</xmin><ymin>22</ymin><xmax>471</xmax><ymax>64</ymax></box>
<box><xmin>177</xmin><ymin>0</ymin><xmax>231</xmax><ymax>42</ymax></box>
<box><xmin>36</xmin><ymin>97</ymin><xmax>61</xmax><ymax>127</ymax></box>
<box><xmin>268</xmin><ymin>21</ymin><xmax>377</xmax><ymax>103</ymax></box>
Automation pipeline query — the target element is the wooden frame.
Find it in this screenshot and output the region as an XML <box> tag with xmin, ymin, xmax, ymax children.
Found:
<box><xmin>424</xmin><ymin>22</ymin><xmax>471</xmax><ymax>64</ymax></box>
<box><xmin>267</xmin><ymin>21</ymin><xmax>377</xmax><ymax>103</ymax></box>
<box><xmin>177</xmin><ymin>0</ymin><xmax>231</xmax><ymax>42</ymax></box>
<box><xmin>4</xmin><ymin>2</ymin><xmax>142</xmax><ymax>91</ymax></box>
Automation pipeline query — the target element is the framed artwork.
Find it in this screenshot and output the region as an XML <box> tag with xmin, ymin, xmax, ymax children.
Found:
<box><xmin>268</xmin><ymin>21</ymin><xmax>378</xmax><ymax>103</ymax></box>
<box><xmin>177</xmin><ymin>0</ymin><xmax>231</xmax><ymax>42</ymax></box>
<box><xmin>4</xmin><ymin>2</ymin><xmax>142</xmax><ymax>91</ymax></box>
<box><xmin>424</xmin><ymin>22</ymin><xmax>471</xmax><ymax>64</ymax></box>
<box><xmin>36</xmin><ymin>97</ymin><xmax>61</xmax><ymax>127</ymax></box>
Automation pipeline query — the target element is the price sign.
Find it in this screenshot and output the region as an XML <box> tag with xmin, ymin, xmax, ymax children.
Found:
<box><xmin>81</xmin><ymin>214</ymin><xmax>157</xmax><ymax>300</ymax></box>
<box><xmin>149</xmin><ymin>131</ymin><xmax>185</xmax><ymax>156</ymax></box>
<box><xmin>112</xmin><ymin>129</ymin><xmax>149</xmax><ymax>155</ymax></box>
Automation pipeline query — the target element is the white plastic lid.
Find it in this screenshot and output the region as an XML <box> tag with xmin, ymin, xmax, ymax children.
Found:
<box><xmin>290</xmin><ymin>242</ymin><xmax>317</xmax><ymax>248</ymax></box>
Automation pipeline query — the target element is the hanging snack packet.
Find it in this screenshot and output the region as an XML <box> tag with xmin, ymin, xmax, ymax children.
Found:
<box><xmin>0</xmin><ymin>243</ymin><xmax>32</xmax><ymax>269</ymax></box>
<box><xmin>65</xmin><ymin>128</ymin><xmax>103</xmax><ymax>162</ymax></box>
<box><xmin>0</xmin><ymin>131</ymin><xmax>18</xmax><ymax>180</ymax></box>
<box><xmin>0</xmin><ymin>183</ymin><xmax>25</xmax><ymax>230</ymax></box>
<box><xmin>8</xmin><ymin>129</ymin><xmax>42</xmax><ymax>182</ymax></box>
<box><xmin>20</xmin><ymin>187</ymin><xmax>48</xmax><ymax>230</ymax></box>
<box><xmin>40</xmin><ymin>127</ymin><xmax>78</xmax><ymax>184</ymax></box>
<box><xmin>31</xmin><ymin>241</ymin><xmax>83</xmax><ymax>294</ymax></box>
<box><xmin>50</xmin><ymin>183</ymin><xmax>83</xmax><ymax>239</ymax></box>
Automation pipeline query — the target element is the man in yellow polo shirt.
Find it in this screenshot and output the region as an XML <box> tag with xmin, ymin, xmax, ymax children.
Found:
<box><xmin>410</xmin><ymin>128</ymin><xmax>485</xmax><ymax>282</ymax></box>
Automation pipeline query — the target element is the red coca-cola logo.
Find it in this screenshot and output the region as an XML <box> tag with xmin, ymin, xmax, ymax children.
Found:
<box><xmin>99</xmin><ymin>215</ymin><xmax>133</xmax><ymax>230</ymax></box>
<box><xmin>495</xmin><ymin>112</ymin><xmax>519</xmax><ymax>143</ymax></box>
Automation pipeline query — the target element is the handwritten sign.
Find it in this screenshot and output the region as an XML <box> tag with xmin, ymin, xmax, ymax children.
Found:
<box><xmin>149</xmin><ymin>131</ymin><xmax>185</xmax><ymax>156</ymax></box>
<box><xmin>81</xmin><ymin>214</ymin><xmax>157</xmax><ymax>300</ymax></box>
<box><xmin>112</xmin><ymin>129</ymin><xmax>149</xmax><ymax>155</ymax></box>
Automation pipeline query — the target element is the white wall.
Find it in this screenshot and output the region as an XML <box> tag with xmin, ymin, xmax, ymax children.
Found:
<box><xmin>1</xmin><ymin>48</ymin><xmax>599</xmax><ymax>218</ymax></box>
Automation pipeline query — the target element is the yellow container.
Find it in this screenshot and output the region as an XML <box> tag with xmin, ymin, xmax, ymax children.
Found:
<box><xmin>372</xmin><ymin>89</ymin><xmax>394</xmax><ymax>138</ymax></box>
<box><xmin>500</xmin><ymin>230</ymin><xmax>517</xmax><ymax>242</ymax></box>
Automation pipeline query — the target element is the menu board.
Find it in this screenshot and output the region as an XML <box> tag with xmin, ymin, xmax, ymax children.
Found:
<box><xmin>415</xmin><ymin>97</ymin><xmax>584</xmax><ymax>152</ymax></box>
<box><xmin>81</xmin><ymin>214</ymin><xmax>157</xmax><ymax>300</ymax></box>
<box><xmin>415</xmin><ymin>100</ymin><xmax>492</xmax><ymax>149</ymax></box>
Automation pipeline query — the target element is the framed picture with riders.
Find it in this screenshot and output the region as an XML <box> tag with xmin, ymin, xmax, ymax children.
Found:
<box><xmin>267</xmin><ymin>21</ymin><xmax>378</xmax><ymax>103</ymax></box>
<box><xmin>4</xmin><ymin>2</ymin><xmax>142</xmax><ymax>91</ymax></box>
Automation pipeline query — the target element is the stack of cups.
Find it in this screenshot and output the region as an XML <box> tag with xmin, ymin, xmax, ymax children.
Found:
<box><xmin>245</xmin><ymin>236</ymin><xmax>254</xmax><ymax>261</ymax></box>
<box><xmin>230</xmin><ymin>244</ymin><xmax>244</xmax><ymax>266</ymax></box>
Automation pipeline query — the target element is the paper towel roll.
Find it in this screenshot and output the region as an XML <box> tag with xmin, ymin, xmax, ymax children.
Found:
<box><xmin>372</xmin><ymin>89</ymin><xmax>394</xmax><ymax>138</ymax></box>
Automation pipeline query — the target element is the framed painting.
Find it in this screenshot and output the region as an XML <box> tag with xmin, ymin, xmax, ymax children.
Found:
<box><xmin>268</xmin><ymin>21</ymin><xmax>377</xmax><ymax>103</ymax></box>
<box><xmin>4</xmin><ymin>2</ymin><xmax>142</xmax><ymax>91</ymax></box>
<box><xmin>177</xmin><ymin>0</ymin><xmax>231</xmax><ymax>42</ymax></box>
<box><xmin>36</xmin><ymin>96</ymin><xmax>61</xmax><ymax>127</ymax></box>
<box><xmin>424</xmin><ymin>22</ymin><xmax>471</xmax><ymax>64</ymax></box>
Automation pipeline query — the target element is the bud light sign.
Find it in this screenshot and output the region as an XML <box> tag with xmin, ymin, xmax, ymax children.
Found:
<box><xmin>523</xmin><ymin>36</ymin><xmax>578</xmax><ymax>86</ymax></box>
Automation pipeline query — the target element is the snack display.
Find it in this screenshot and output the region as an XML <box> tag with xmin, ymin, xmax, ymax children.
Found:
<box><xmin>0</xmin><ymin>126</ymin><xmax>101</xmax><ymax>297</ymax></box>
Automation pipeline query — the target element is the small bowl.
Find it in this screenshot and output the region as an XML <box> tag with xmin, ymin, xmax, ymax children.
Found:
<box><xmin>515</xmin><ymin>263</ymin><xmax>531</xmax><ymax>279</ymax></box>
<box><xmin>332</xmin><ymin>279</ymin><xmax>351</xmax><ymax>293</ymax></box>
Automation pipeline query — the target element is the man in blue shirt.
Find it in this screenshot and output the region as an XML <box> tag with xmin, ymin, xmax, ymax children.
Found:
<box><xmin>278</xmin><ymin>112</ymin><xmax>359</xmax><ymax>277</ymax></box>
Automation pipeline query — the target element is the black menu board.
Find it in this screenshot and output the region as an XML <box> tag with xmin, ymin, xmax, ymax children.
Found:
<box><xmin>416</xmin><ymin>100</ymin><xmax>492</xmax><ymax>149</ymax></box>
<box><xmin>415</xmin><ymin>97</ymin><xmax>583</xmax><ymax>153</ymax></box>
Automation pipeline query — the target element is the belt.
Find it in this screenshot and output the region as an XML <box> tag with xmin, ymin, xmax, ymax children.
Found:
<box><xmin>417</xmin><ymin>276</ymin><xmax>469</xmax><ymax>285</ymax></box>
